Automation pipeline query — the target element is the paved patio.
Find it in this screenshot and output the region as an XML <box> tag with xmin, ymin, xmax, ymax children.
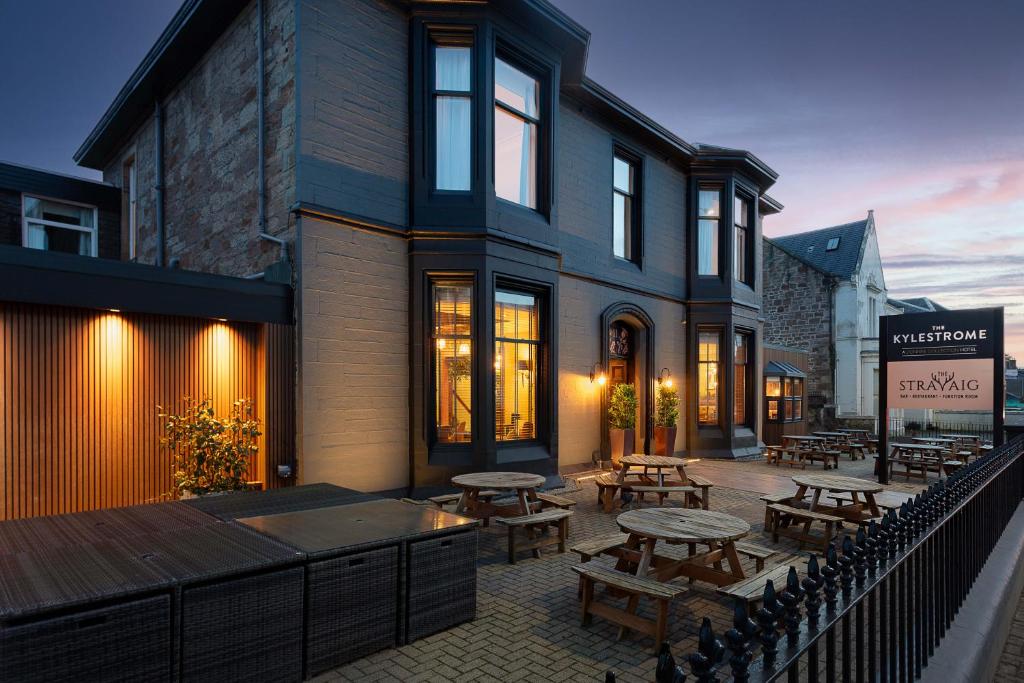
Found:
<box><xmin>316</xmin><ymin>456</ymin><xmax>925</xmax><ymax>682</ymax></box>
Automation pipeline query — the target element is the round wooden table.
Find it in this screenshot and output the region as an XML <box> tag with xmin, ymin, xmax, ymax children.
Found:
<box><xmin>791</xmin><ymin>473</ymin><xmax>883</xmax><ymax>519</ymax></box>
<box><xmin>615</xmin><ymin>508</ymin><xmax>750</xmax><ymax>585</ymax></box>
<box><xmin>617</xmin><ymin>454</ymin><xmax>690</xmax><ymax>486</ymax></box>
<box><xmin>451</xmin><ymin>472</ymin><xmax>545</xmax><ymax>517</ymax></box>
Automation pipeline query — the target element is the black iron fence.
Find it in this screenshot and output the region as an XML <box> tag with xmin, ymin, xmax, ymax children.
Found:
<box><xmin>887</xmin><ymin>417</ymin><xmax>993</xmax><ymax>443</ymax></box>
<box><xmin>627</xmin><ymin>435</ymin><xmax>1024</xmax><ymax>682</ymax></box>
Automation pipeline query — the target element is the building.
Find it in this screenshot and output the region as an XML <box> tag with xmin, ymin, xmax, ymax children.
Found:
<box><xmin>888</xmin><ymin>297</ymin><xmax>948</xmax><ymax>315</ymax></box>
<box><xmin>762</xmin><ymin>211</ymin><xmax>895</xmax><ymax>427</ymax></box>
<box><xmin>70</xmin><ymin>0</ymin><xmax>782</xmax><ymax>494</ymax></box>
<box><xmin>0</xmin><ymin>161</ymin><xmax>121</xmax><ymax>259</ymax></box>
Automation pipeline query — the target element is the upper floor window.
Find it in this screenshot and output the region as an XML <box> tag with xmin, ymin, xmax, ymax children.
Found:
<box><xmin>494</xmin><ymin>57</ymin><xmax>539</xmax><ymax>209</ymax></box>
<box><xmin>697</xmin><ymin>188</ymin><xmax>720</xmax><ymax>275</ymax></box>
<box><xmin>433</xmin><ymin>38</ymin><xmax>473</xmax><ymax>191</ymax></box>
<box><xmin>22</xmin><ymin>195</ymin><xmax>97</xmax><ymax>257</ymax></box>
<box><xmin>612</xmin><ymin>152</ymin><xmax>641</xmax><ymax>263</ymax></box>
<box><xmin>432</xmin><ymin>279</ymin><xmax>474</xmax><ymax>444</ymax></box>
<box><xmin>495</xmin><ymin>289</ymin><xmax>540</xmax><ymax>442</ymax></box>
<box><xmin>826</xmin><ymin>237</ymin><xmax>840</xmax><ymax>251</ymax></box>
<box><xmin>869</xmin><ymin>297</ymin><xmax>878</xmax><ymax>336</ymax></box>
<box><xmin>734</xmin><ymin>195</ymin><xmax>751</xmax><ymax>284</ymax></box>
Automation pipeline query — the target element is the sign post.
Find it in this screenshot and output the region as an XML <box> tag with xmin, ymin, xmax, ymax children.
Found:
<box><xmin>878</xmin><ymin>307</ymin><xmax>1004</xmax><ymax>484</ymax></box>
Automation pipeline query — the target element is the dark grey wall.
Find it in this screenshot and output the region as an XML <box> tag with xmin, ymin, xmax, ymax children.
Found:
<box><xmin>297</xmin><ymin>0</ymin><xmax>409</xmax><ymax>228</ymax></box>
<box><xmin>557</xmin><ymin>103</ymin><xmax>687</xmax><ymax>299</ymax></box>
<box><xmin>0</xmin><ymin>189</ymin><xmax>19</xmax><ymax>248</ymax></box>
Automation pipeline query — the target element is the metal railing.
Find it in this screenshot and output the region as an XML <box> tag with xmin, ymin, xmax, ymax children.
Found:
<box><xmin>625</xmin><ymin>435</ymin><xmax>1024</xmax><ymax>682</ymax></box>
<box><xmin>887</xmin><ymin>417</ymin><xmax>993</xmax><ymax>442</ymax></box>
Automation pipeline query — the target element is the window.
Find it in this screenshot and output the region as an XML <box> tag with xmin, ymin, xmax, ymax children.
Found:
<box><xmin>868</xmin><ymin>298</ymin><xmax>878</xmax><ymax>336</ymax></box>
<box><xmin>432</xmin><ymin>280</ymin><xmax>474</xmax><ymax>444</ymax></box>
<box><xmin>433</xmin><ymin>38</ymin><xmax>473</xmax><ymax>191</ymax></box>
<box><xmin>494</xmin><ymin>289</ymin><xmax>539</xmax><ymax>441</ymax></box>
<box><xmin>125</xmin><ymin>159</ymin><xmax>138</xmax><ymax>259</ymax></box>
<box><xmin>697</xmin><ymin>188</ymin><xmax>720</xmax><ymax>275</ymax></box>
<box><xmin>734</xmin><ymin>195</ymin><xmax>751</xmax><ymax>284</ymax></box>
<box><xmin>494</xmin><ymin>57</ymin><xmax>539</xmax><ymax>208</ymax></box>
<box><xmin>698</xmin><ymin>330</ymin><xmax>721</xmax><ymax>425</ymax></box>
<box><xmin>22</xmin><ymin>195</ymin><xmax>97</xmax><ymax>257</ymax></box>
<box><xmin>734</xmin><ymin>332</ymin><xmax>750</xmax><ymax>426</ymax></box>
<box><xmin>766</xmin><ymin>375</ymin><xmax>803</xmax><ymax>423</ymax></box>
<box><xmin>826</xmin><ymin>237</ymin><xmax>840</xmax><ymax>251</ymax></box>
<box><xmin>613</xmin><ymin>152</ymin><xmax>640</xmax><ymax>263</ymax></box>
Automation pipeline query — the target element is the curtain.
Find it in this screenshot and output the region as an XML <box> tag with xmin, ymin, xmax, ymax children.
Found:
<box><xmin>436</xmin><ymin>97</ymin><xmax>470</xmax><ymax>190</ymax></box>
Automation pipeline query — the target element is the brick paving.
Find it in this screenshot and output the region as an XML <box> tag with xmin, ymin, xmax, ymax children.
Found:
<box><xmin>315</xmin><ymin>456</ymin><xmax>924</xmax><ymax>682</ymax></box>
<box><xmin>995</xmin><ymin>583</ymin><xmax>1024</xmax><ymax>682</ymax></box>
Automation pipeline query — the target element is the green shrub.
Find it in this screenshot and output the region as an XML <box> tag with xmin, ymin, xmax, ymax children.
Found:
<box><xmin>608</xmin><ymin>383</ymin><xmax>638</xmax><ymax>430</ymax></box>
<box><xmin>160</xmin><ymin>397</ymin><xmax>261</xmax><ymax>497</ymax></box>
<box><xmin>655</xmin><ymin>384</ymin><xmax>679</xmax><ymax>428</ymax></box>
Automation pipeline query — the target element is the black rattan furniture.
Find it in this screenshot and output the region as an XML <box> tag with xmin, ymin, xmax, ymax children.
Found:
<box><xmin>182</xmin><ymin>483</ymin><xmax>376</xmax><ymax>520</ymax></box>
<box><xmin>239</xmin><ymin>499</ymin><xmax>479</xmax><ymax>676</ymax></box>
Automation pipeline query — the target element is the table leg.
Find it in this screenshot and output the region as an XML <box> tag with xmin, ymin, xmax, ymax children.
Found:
<box><xmin>723</xmin><ymin>541</ymin><xmax>746</xmax><ymax>580</ymax></box>
<box><xmin>615</xmin><ymin>465</ymin><xmax>629</xmax><ymax>484</ymax></box>
<box><xmin>615</xmin><ymin>534</ymin><xmax>642</xmax><ymax>573</ymax></box>
<box><xmin>676</xmin><ymin>464</ymin><xmax>688</xmax><ymax>484</ymax></box>
<box><xmin>793</xmin><ymin>485</ymin><xmax>808</xmax><ymax>505</ymax></box>
<box><xmin>636</xmin><ymin>538</ymin><xmax>657</xmax><ymax>576</ymax></box>
<box><xmin>864</xmin><ymin>492</ymin><xmax>882</xmax><ymax>518</ymax></box>
<box><xmin>657</xmin><ymin>469</ymin><xmax>665</xmax><ymax>486</ymax></box>
<box><xmin>809</xmin><ymin>489</ymin><xmax>822</xmax><ymax>511</ymax></box>
<box><xmin>455</xmin><ymin>489</ymin><xmax>470</xmax><ymax>514</ymax></box>
<box><xmin>517</xmin><ymin>488</ymin><xmax>542</xmax><ymax>559</ymax></box>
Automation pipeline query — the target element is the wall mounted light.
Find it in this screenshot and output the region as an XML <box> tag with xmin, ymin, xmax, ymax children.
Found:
<box><xmin>589</xmin><ymin>362</ymin><xmax>607</xmax><ymax>386</ymax></box>
<box><xmin>657</xmin><ymin>368</ymin><xmax>673</xmax><ymax>388</ymax></box>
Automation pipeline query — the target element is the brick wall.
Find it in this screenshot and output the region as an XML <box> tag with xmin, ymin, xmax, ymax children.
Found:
<box><xmin>762</xmin><ymin>239</ymin><xmax>834</xmax><ymax>424</ymax></box>
<box><xmin>557</xmin><ymin>104</ymin><xmax>686</xmax><ymax>298</ymax></box>
<box><xmin>298</xmin><ymin>216</ymin><xmax>409</xmax><ymax>492</ymax></box>
<box><xmin>102</xmin><ymin>0</ymin><xmax>295</xmax><ymax>277</ymax></box>
<box><xmin>558</xmin><ymin>276</ymin><xmax>687</xmax><ymax>468</ymax></box>
<box><xmin>296</xmin><ymin>0</ymin><xmax>409</xmax><ymax>228</ymax></box>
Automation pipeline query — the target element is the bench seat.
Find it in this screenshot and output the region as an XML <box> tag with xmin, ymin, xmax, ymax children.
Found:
<box><xmin>717</xmin><ymin>564</ymin><xmax>792</xmax><ymax>613</ymax></box>
<box><xmin>535</xmin><ymin>492</ymin><xmax>578</xmax><ymax>509</ymax></box>
<box><xmin>767</xmin><ymin>504</ymin><xmax>843</xmax><ymax>553</ymax></box>
<box><xmin>733</xmin><ymin>540</ymin><xmax>777</xmax><ymax>572</ymax></box>
<box><xmin>627</xmin><ymin>485</ymin><xmax>696</xmax><ymax>508</ymax></box>
<box><xmin>571</xmin><ymin>533</ymin><xmax>629</xmax><ymax>562</ymax></box>
<box><xmin>494</xmin><ymin>510</ymin><xmax>573</xmax><ymax>564</ymax></box>
<box><xmin>573</xmin><ymin>565</ymin><xmax>686</xmax><ymax>652</ymax></box>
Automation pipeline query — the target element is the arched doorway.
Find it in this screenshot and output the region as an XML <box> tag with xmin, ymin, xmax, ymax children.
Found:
<box><xmin>600</xmin><ymin>303</ymin><xmax>655</xmax><ymax>460</ymax></box>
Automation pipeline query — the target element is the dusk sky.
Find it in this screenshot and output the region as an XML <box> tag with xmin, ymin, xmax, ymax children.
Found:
<box><xmin>1</xmin><ymin>0</ymin><xmax>1021</xmax><ymax>357</ymax></box>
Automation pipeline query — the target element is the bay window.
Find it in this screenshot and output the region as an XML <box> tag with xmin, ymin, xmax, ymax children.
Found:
<box><xmin>433</xmin><ymin>37</ymin><xmax>473</xmax><ymax>191</ymax></box>
<box><xmin>765</xmin><ymin>374</ymin><xmax>804</xmax><ymax>423</ymax></box>
<box><xmin>765</xmin><ymin>376</ymin><xmax>782</xmax><ymax>421</ymax></box>
<box><xmin>697</xmin><ymin>188</ymin><xmax>720</xmax><ymax>275</ymax></box>
<box><xmin>698</xmin><ymin>330</ymin><xmax>721</xmax><ymax>425</ymax></box>
<box><xmin>432</xmin><ymin>280</ymin><xmax>474</xmax><ymax>443</ymax></box>
<box><xmin>494</xmin><ymin>57</ymin><xmax>539</xmax><ymax>209</ymax></box>
<box><xmin>734</xmin><ymin>195</ymin><xmax>751</xmax><ymax>284</ymax></box>
<box><xmin>494</xmin><ymin>289</ymin><xmax>539</xmax><ymax>441</ymax></box>
<box><xmin>734</xmin><ymin>332</ymin><xmax>750</xmax><ymax>426</ymax></box>
<box><xmin>23</xmin><ymin>195</ymin><xmax>97</xmax><ymax>257</ymax></box>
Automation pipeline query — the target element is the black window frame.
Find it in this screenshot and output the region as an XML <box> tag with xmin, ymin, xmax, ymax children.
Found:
<box><xmin>733</xmin><ymin>192</ymin><xmax>753</xmax><ymax>286</ymax></box>
<box><xmin>428</xmin><ymin>28</ymin><xmax>476</xmax><ymax>196</ymax></box>
<box><xmin>492</xmin><ymin>44</ymin><xmax>549</xmax><ymax>215</ymax></box>
<box><xmin>493</xmin><ymin>282</ymin><xmax>548</xmax><ymax>446</ymax></box>
<box><xmin>696</xmin><ymin>184</ymin><xmax>723</xmax><ymax>277</ymax></box>
<box><xmin>733</xmin><ymin>330</ymin><xmax>752</xmax><ymax>427</ymax></box>
<box><xmin>765</xmin><ymin>376</ymin><xmax>804</xmax><ymax>424</ymax></box>
<box><xmin>429</xmin><ymin>274</ymin><xmax>477</xmax><ymax>449</ymax></box>
<box><xmin>611</xmin><ymin>145</ymin><xmax>643</xmax><ymax>266</ymax></box>
<box><xmin>697</xmin><ymin>327</ymin><xmax>722</xmax><ymax>426</ymax></box>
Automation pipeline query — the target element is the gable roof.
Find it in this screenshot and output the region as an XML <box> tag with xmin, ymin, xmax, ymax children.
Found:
<box><xmin>769</xmin><ymin>218</ymin><xmax>870</xmax><ymax>279</ymax></box>
<box><xmin>888</xmin><ymin>297</ymin><xmax>949</xmax><ymax>314</ymax></box>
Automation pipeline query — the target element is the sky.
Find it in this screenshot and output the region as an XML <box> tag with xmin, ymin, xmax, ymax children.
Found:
<box><xmin>0</xmin><ymin>0</ymin><xmax>1021</xmax><ymax>358</ymax></box>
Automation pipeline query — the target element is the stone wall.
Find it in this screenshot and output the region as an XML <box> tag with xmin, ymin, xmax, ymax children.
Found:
<box><xmin>762</xmin><ymin>239</ymin><xmax>833</xmax><ymax>426</ymax></box>
<box><xmin>298</xmin><ymin>216</ymin><xmax>409</xmax><ymax>492</ymax></box>
<box><xmin>102</xmin><ymin>0</ymin><xmax>295</xmax><ymax>277</ymax></box>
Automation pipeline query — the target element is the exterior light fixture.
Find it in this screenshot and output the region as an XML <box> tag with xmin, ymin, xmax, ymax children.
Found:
<box><xmin>657</xmin><ymin>368</ymin><xmax>673</xmax><ymax>388</ymax></box>
<box><xmin>589</xmin><ymin>362</ymin><xmax>607</xmax><ymax>385</ymax></box>
<box><xmin>108</xmin><ymin>308</ymin><xmax>121</xmax><ymax>313</ymax></box>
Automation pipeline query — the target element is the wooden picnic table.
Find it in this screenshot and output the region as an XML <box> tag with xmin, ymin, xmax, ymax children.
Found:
<box><xmin>837</xmin><ymin>428</ymin><xmax>870</xmax><ymax>435</ymax></box>
<box><xmin>912</xmin><ymin>437</ymin><xmax>956</xmax><ymax>444</ymax></box>
<box><xmin>941</xmin><ymin>433</ymin><xmax>981</xmax><ymax>442</ymax></box>
<box><xmin>451</xmin><ymin>472</ymin><xmax>545</xmax><ymax>518</ymax></box>
<box><xmin>784</xmin><ymin>435</ymin><xmax>826</xmax><ymax>442</ymax></box>
<box><xmin>615</xmin><ymin>508</ymin><xmax>750</xmax><ymax>586</ymax></box>
<box><xmin>791</xmin><ymin>473</ymin><xmax>883</xmax><ymax>521</ymax></box>
<box><xmin>813</xmin><ymin>431</ymin><xmax>850</xmax><ymax>440</ymax></box>
<box><xmin>616</xmin><ymin>454</ymin><xmax>689</xmax><ymax>486</ymax></box>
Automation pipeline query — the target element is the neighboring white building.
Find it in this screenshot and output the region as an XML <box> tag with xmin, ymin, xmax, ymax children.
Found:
<box><xmin>770</xmin><ymin>211</ymin><xmax>895</xmax><ymax>419</ymax></box>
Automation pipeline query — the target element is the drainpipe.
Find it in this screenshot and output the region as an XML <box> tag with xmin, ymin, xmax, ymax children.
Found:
<box><xmin>154</xmin><ymin>99</ymin><xmax>165</xmax><ymax>267</ymax></box>
<box><xmin>253</xmin><ymin>0</ymin><xmax>287</xmax><ymax>264</ymax></box>
<box><xmin>828</xmin><ymin>277</ymin><xmax>837</xmax><ymax>424</ymax></box>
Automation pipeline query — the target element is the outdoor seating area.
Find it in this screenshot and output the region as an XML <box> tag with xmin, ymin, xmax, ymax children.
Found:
<box><xmin>0</xmin><ymin>485</ymin><xmax>479</xmax><ymax>682</ymax></box>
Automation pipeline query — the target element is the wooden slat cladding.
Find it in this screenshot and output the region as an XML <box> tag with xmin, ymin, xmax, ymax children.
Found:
<box><xmin>0</xmin><ymin>302</ymin><xmax>295</xmax><ymax>521</ymax></box>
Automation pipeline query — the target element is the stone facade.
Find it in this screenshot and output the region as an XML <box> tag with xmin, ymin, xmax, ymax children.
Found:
<box><xmin>102</xmin><ymin>0</ymin><xmax>295</xmax><ymax>277</ymax></box>
<box><xmin>762</xmin><ymin>239</ymin><xmax>833</xmax><ymax>426</ymax></box>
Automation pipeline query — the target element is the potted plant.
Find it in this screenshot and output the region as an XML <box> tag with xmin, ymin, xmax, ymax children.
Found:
<box><xmin>159</xmin><ymin>397</ymin><xmax>262</xmax><ymax>498</ymax></box>
<box><xmin>654</xmin><ymin>383</ymin><xmax>679</xmax><ymax>456</ymax></box>
<box><xmin>607</xmin><ymin>383</ymin><xmax>638</xmax><ymax>468</ymax></box>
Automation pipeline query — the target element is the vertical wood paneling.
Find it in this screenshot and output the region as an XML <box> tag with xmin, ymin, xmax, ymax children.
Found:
<box><xmin>0</xmin><ymin>302</ymin><xmax>295</xmax><ymax>521</ymax></box>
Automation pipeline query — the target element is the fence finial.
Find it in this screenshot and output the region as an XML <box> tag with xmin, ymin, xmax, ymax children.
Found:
<box><xmin>853</xmin><ymin>527</ymin><xmax>868</xmax><ymax>586</ymax></box>
<box><xmin>839</xmin><ymin>535</ymin><xmax>855</xmax><ymax>596</ymax></box>
<box><xmin>655</xmin><ymin>642</ymin><xmax>677</xmax><ymax>683</ymax></box>
<box><xmin>726</xmin><ymin>597</ymin><xmax>757</xmax><ymax>682</ymax></box>
<box><xmin>688</xmin><ymin>617</ymin><xmax>724</xmax><ymax>683</ymax></box>
<box><xmin>779</xmin><ymin>566</ymin><xmax>804</xmax><ymax>645</ymax></box>
<box><xmin>822</xmin><ymin>543</ymin><xmax>840</xmax><ymax>609</ymax></box>
<box><xmin>802</xmin><ymin>554</ymin><xmax>823</xmax><ymax>629</ymax></box>
<box><xmin>756</xmin><ymin>580</ymin><xmax>781</xmax><ymax>667</ymax></box>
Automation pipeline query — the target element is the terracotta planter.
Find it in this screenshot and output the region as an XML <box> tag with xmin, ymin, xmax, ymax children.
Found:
<box><xmin>654</xmin><ymin>426</ymin><xmax>677</xmax><ymax>456</ymax></box>
<box><xmin>609</xmin><ymin>428</ymin><xmax>635</xmax><ymax>468</ymax></box>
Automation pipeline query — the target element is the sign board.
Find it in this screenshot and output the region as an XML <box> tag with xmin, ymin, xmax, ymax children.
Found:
<box><xmin>884</xmin><ymin>308</ymin><xmax>1000</xmax><ymax>410</ymax></box>
<box><xmin>877</xmin><ymin>307</ymin><xmax>1004</xmax><ymax>483</ymax></box>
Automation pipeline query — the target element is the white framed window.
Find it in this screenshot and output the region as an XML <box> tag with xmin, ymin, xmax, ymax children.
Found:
<box><xmin>433</xmin><ymin>36</ymin><xmax>473</xmax><ymax>192</ymax></box>
<box><xmin>22</xmin><ymin>195</ymin><xmax>98</xmax><ymax>257</ymax></box>
<box><xmin>494</xmin><ymin>56</ymin><xmax>539</xmax><ymax>209</ymax></box>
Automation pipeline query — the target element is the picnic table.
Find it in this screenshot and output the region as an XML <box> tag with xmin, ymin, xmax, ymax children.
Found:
<box><xmin>912</xmin><ymin>437</ymin><xmax>956</xmax><ymax>445</ymax></box>
<box><xmin>615</xmin><ymin>508</ymin><xmax>750</xmax><ymax>586</ymax></box>
<box><xmin>784</xmin><ymin>435</ymin><xmax>826</xmax><ymax>443</ymax></box>
<box><xmin>837</xmin><ymin>428</ymin><xmax>870</xmax><ymax>436</ymax></box>
<box><xmin>451</xmin><ymin>472</ymin><xmax>545</xmax><ymax>518</ymax></box>
<box><xmin>616</xmin><ymin>454</ymin><xmax>689</xmax><ymax>486</ymax></box>
<box><xmin>813</xmin><ymin>431</ymin><xmax>850</xmax><ymax>440</ymax></box>
<box><xmin>887</xmin><ymin>443</ymin><xmax>949</xmax><ymax>481</ymax></box>
<box><xmin>791</xmin><ymin>473</ymin><xmax>883</xmax><ymax>521</ymax></box>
